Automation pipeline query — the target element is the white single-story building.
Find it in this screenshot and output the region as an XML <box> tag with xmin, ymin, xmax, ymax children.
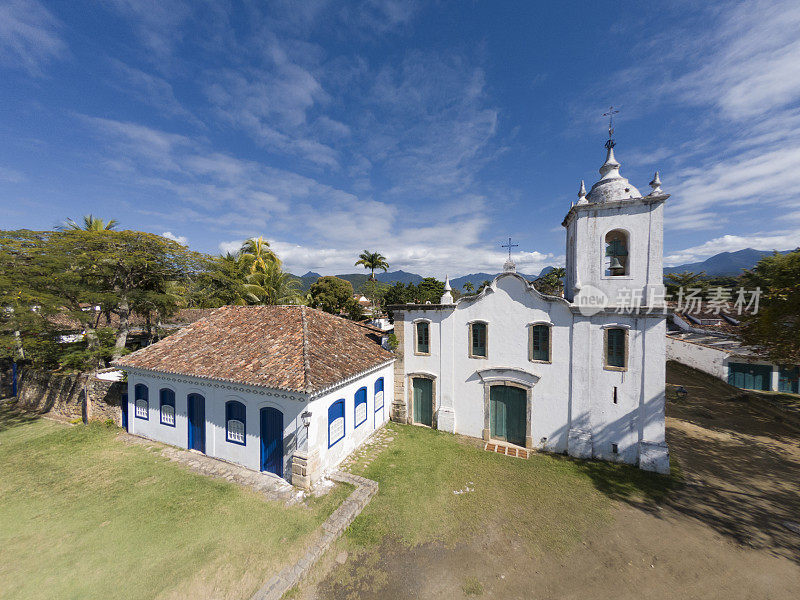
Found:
<box><xmin>115</xmin><ymin>305</ymin><xmax>395</xmax><ymax>488</ymax></box>
<box><xmin>666</xmin><ymin>329</ymin><xmax>799</xmax><ymax>394</ymax></box>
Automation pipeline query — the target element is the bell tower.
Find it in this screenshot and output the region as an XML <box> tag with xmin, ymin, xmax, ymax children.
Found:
<box><xmin>563</xmin><ymin>129</ymin><xmax>668</xmax><ymax>310</ymax></box>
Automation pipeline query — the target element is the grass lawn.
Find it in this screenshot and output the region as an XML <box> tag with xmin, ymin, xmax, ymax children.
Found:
<box><xmin>343</xmin><ymin>422</ymin><xmax>675</xmax><ymax>555</ymax></box>
<box><xmin>0</xmin><ymin>404</ymin><xmax>349</xmax><ymax>600</ymax></box>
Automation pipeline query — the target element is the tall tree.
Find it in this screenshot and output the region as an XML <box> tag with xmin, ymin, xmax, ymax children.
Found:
<box><xmin>57</xmin><ymin>215</ymin><xmax>119</xmax><ymax>231</ymax></box>
<box><xmin>664</xmin><ymin>271</ymin><xmax>707</xmax><ymax>298</ymax></box>
<box><xmin>740</xmin><ymin>250</ymin><xmax>800</xmax><ymax>364</ymax></box>
<box><xmin>463</xmin><ymin>281</ymin><xmax>475</xmax><ymax>293</ymax></box>
<box><xmin>309</xmin><ymin>276</ymin><xmax>354</xmax><ymax>315</ymax></box>
<box><xmin>240</xmin><ymin>236</ymin><xmax>278</xmax><ymax>274</ymax></box>
<box><xmin>355</xmin><ymin>250</ymin><xmax>389</xmax><ymax>281</ymax></box>
<box><xmin>533</xmin><ymin>267</ymin><xmax>566</xmax><ymax>296</ymax></box>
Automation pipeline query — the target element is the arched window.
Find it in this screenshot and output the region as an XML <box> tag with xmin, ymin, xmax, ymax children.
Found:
<box><xmin>134</xmin><ymin>384</ymin><xmax>149</xmax><ymax>420</ymax></box>
<box><xmin>605</xmin><ymin>327</ymin><xmax>628</xmax><ymax>369</ymax></box>
<box><xmin>225</xmin><ymin>401</ymin><xmax>246</xmax><ymax>445</ymax></box>
<box><xmin>354</xmin><ymin>387</ymin><xmax>368</xmax><ymax>428</ymax></box>
<box><xmin>328</xmin><ymin>399</ymin><xmax>345</xmax><ymax>448</ymax></box>
<box><xmin>159</xmin><ymin>388</ymin><xmax>175</xmax><ymax>426</ymax></box>
<box><xmin>415</xmin><ymin>321</ymin><xmax>430</xmax><ymax>355</ymax></box>
<box><xmin>604</xmin><ymin>230</ymin><xmax>629</xmax><ymax>276</ymax></box>
<box><xmin>374</xmin><ymin>378</ymin><xmax>384</xmax><ymax>414</ymax></box>
<box><xmin>529</xmin><ymin>324</ymin><xmax>551</xmax><ymax>362</ymax></box>
<box><xmin>469</xmin><ymin>321</ymin><xmax>488</xmax><ymax>358</ymax></box>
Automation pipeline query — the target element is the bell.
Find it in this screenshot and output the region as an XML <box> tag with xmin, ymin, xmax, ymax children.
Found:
<box><xmin>608</xmin><ymin>257</ymin><xmax>625</xmax><ymax>274</ymax></box>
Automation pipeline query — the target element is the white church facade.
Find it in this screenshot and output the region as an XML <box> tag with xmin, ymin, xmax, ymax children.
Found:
<box><xmin>390</xmin><ymin>142</ymin><xmax>671</xmax><ymax>474</ymax></box>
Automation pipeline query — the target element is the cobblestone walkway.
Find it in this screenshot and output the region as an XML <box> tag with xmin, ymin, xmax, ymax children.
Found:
<box><xmin>251</xmin><ymin>471</ymin><xmax>378</xmax><ymax>600</ymax></box>
<box><xmin>338</xmin><ymin>425</ymin><xmax>394</xmax><ymax>473</ymax></box>
<box><xmin>118</xmin><ymin>432</ymin><xmax>298</xmax><ymax>504</ymax></box>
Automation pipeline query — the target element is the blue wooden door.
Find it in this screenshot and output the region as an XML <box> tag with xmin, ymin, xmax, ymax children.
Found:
<box><xmin>187</xmin><ymin>394</ymin><xmax>205</xmax><ymax>453</ymax></box>
<box><xmin>260</xmin><ymin>407</ymin><xmax>283</xmax><ymax>477</ymax></box>
<box><xmin>121</xmin><ymin>392</ymin><xmax>128</xmax><ymax>431</ymax></box>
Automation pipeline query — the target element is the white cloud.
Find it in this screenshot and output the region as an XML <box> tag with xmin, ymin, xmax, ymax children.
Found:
<box><xmin>0</xmin><ymin>0</ymin><xmax>66</xmax><ymax>75</ymax></box>
<box><xmin>162</xmin><ymin>231</ymin><xmax>187</xmax><ymax>245</ymax></box>
<box><xmin>665</xmin><ymin>231</ymin><xmax>800</xmax><ymax>266</ymax></box>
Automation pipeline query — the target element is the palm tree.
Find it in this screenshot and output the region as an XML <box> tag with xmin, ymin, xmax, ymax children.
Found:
<box><xmin>239</xmin><ymin>237</ymin><xmax>279</xmax><ymax>274</ymax></box>
<box><xmin>463</xmin><ymin>282</ymin><xmax>475</xmax><ymax>293</ymax></box>
<box><xmin>243</xmin><ymin>263</ymin><xmax>302</xmax><ymax>305</ymax></box>
<box><xmin>57</xmin><ymin>214</ymin><xmax>119</xmax><ymax>231</ymax></box>
<box><xmin>355</xmin><ymin>250</ymin><xmax>389</xmax><ymax>281</ymax></box>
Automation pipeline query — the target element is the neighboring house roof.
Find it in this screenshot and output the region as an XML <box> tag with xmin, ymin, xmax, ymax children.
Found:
<box><xmin>114</xmin><ymin>305</ymin><xmax>394</xmax><ymax>394</ymax></box>
<box><xmin>666</xmin><ymin>331</ymin><xmax>757</xmax><ymax>358</ymax></box>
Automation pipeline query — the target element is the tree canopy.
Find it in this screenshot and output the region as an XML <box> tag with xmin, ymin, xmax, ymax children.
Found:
<box><xmin>739</xmin><ymin>250</ymin><xmax>800</xmax><ymax>364</ymax></box>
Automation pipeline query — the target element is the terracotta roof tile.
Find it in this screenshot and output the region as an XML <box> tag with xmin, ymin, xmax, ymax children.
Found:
<box><xmin>114</xmin><ymin>305</ymin><xmax>394</xmax><ymax>393</ymax></box>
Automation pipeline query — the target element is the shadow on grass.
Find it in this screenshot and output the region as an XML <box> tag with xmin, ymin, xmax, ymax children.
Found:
<box><xmin>0</xmin><ymin>401</ymin><xmax>41</xmax><ymax>433</ymax></box>
<box><xmin>550</xmin><ymin>452</ymin><xmax>681</xmax><ymax>506</ymax></box>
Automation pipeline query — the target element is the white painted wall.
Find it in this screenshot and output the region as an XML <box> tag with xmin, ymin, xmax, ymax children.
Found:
<box><xmin>666</xmin><ymin>335</ymin><xmax>784</xmax><ymax>391</ymax></box>
<box><xmin>124</xmin><ymin>361</ymin><xmax>393</xmax><ymax>483</ymax></box>
<box><xmin>125</xmin><ymin>370</ymin><xmax>307</xmax><ymax>479</ymax></box>
<box><xmin>307</xmin><ymin>362</ymin><xmax>394</xmax><ymax>475</ymax></box>
<box><xmin>666</xmin><ymin>336</ymin><xmax>728</xmax><ymax>380</ymax></box>
<box><xmin>566</xmin><ymin>199</ymin><xmax>665</xmax><ymax>308</ymax></box>
<box><xmin>401</xmin><ymin>273</ymin><xmax>668</xmax><ymax>471</ymax></box>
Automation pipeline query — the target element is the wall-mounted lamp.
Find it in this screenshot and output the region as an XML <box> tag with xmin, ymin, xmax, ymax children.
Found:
<box><xmin>301</xmin><ymin>410</ymin><xmax>312</xmax><ymax>428</ymax></box>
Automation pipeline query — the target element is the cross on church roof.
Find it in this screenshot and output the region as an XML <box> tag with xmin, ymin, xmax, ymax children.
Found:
<box><xmin>603</xmin><ymin>106</ymin><xmax>619</xmax><ymax>149</ymax></box>
<box><xmin>501</xmin><ymin>237</ymin><xmax>518</xmax><ymax>259</ymax></box>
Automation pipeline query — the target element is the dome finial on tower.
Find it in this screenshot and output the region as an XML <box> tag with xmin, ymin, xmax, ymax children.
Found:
<box><xmin>440</xmin><ymin>274</ymin><xmax>454</xmax><ymax>304</ymax></box>
<box><xmin>649</xmin><ymin>171</ymin><xmax>663</xmax><ymax>195</ymax></box>
<box><xmin>577</xmin><ymin>180</ymin><xmax>588</xmax><ymax>204</ymax></box>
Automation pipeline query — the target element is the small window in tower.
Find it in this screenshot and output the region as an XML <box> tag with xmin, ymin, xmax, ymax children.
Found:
<box><xmin>611</xmin><ymin>443</ymin><xmax>619</xmax><ymax>454</ymax></box>
<box><xmin>613</xmin><ymin>386</ymin><xmax>618</xmax><ymax>404</ymax></box>
<box><xmin>604</xmin><ymin>230</ymin><xmax>629</xmax><ymax>276</ymax></box>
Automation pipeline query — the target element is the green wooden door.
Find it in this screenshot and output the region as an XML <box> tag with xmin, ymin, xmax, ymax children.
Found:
<box><xmin>728</xmin><ymin>363</ymin><xmax>772</xmax><ymax>391</ymax></box>
<box><xmin>490</xmin><ymin>385</ymin><xmax>526</xmax><ymax>447</ymax></box>
<box><xmin>778</xmin><ymin>366</ymin><xmax>799</xmax><ymax>393</ymax></box>
<box><xmin>413</xmin><ymin>378</ymin><xmax>433</xmax><ymax>426</ymax></box>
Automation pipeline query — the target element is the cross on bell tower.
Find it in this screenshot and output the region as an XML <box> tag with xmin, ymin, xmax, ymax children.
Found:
<box><xmin>603</xmin><ymin>106</ymin><xmax>619</xmax><ymax>149</ymax></box>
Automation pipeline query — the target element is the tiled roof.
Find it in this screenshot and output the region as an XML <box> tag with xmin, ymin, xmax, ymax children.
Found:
<box><xmin>114</xmin><ymin>305</ymin><xmax>394</xmax><ymax>394</ymax></box>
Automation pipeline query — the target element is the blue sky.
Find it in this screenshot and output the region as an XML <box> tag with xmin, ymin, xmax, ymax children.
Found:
<box><xmin>2</xmin><ymin>0</ymin><xmax>799</xmax><ymax>277</ymax></box>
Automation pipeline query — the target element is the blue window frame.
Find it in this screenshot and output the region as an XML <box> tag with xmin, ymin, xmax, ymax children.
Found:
<box><xmin>225</xmin><ymin>400</ymin><xmax>246</xmax><ymax>445</ymax></box>
<box><xmin>354</xmin><ymin>387</ymin><xmax>368</xmax><ymax>428</ymax></box>
<box><xmin>159</xmin><ymin>388</ymin><xmax>175</xmax><ymax>426</ymax></box>
<box><xmin>134</xmin><ymin>384</ymin><xmax>149</xmax><ymax>420</ymax></box>
<box><xmin>328</xmin><ymin>400</ymin><xmax>345</xmax><ymax>448</ymax></box>
<box><xmin>374</xmin><ymin>378</ymin><xmax>384</xmax><ymax>413</ymax></box>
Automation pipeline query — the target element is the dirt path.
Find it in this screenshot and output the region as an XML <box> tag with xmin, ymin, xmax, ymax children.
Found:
<box><xmin>302</xmin><ymin>362</ymin><xmax>800</xmax><ymax>599</ymax></box>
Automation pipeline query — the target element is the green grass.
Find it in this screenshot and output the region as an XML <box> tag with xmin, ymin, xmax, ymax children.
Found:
<box><xmin>0</xmin><ymin>404</ymin><xmax>349</xmax><ymax>600</ymax></box>
<box><xmin>345</xmin><ymin>423</ymin><xmax>674</xmax><ymax>555</ymax></box>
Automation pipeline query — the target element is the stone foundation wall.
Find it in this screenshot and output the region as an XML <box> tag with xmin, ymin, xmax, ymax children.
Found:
<box><xmin>15</xmin><ymin>368</ymin><xmax>124</xmax><ymax>424</ymax></box>
<box><xmin>391</xmin><ymin>315</ymin><xmax>407</xmax><ymax>423</ymax></box>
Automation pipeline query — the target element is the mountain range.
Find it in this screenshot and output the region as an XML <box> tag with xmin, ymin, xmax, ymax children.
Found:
<box><xmin>663</xmin><ymin>248</ymin><xmax>793</xmax><ymax>277</ymax></box>
<box><xmin>290</xmin><ymin>248</ymin><xmax>795</xmax><ymax>292</ymax></box>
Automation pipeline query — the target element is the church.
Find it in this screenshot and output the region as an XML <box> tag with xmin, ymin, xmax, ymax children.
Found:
<box><xmin>115</xmin><ymin>138</ymin><xmax>670</xmax><ymax>488</ymax></box>
<box><xmin>389</xmin><ymin>140</ymin><xmax>671</xmax><ymax>474</ymax></box>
